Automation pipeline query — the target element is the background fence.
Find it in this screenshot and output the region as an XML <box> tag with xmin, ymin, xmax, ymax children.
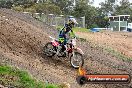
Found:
<box><xmin>31</xmin><ymin>12</ymin><xmax>85</xmax><ymax>28</ymax></box>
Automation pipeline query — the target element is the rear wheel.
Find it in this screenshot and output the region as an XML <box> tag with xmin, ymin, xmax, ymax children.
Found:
<box><xmin>70</xmin><ymin>52</ymin><xmax>84</xmax><ymax>68</ymax></box>
<box><xmin>43</xmin><ymin>42</ymin><xmax>56</xmax><ymax>57</ymax></box>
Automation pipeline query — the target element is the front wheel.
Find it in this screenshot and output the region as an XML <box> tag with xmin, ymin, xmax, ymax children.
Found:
<box><xmin>43</xmin><ymin>42</ymin><xmax>56</xmax><ymax>57</ymax></box>
<box><xmin>70</xmin><ymin>52</ymin><xmax>84</xmax><ymax>69</ymax></box>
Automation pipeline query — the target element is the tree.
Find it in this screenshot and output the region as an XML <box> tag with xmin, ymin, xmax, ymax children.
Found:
<box><xmin>12</xmin><ymin>0</ymin><xmax>34</xmax><ymax>8</ymax></box>
<box><xmin>99</xmin><ymin>0</ymin><xmax>117</xmax><ymax>16</ymax></box>
<box><xmin>94</xmin><ymin>0</ymin><xmax>117</xmax><ymax>28</ymax></box>
<box><xmin>94</xmin><ymin>14</ymin><xmax>109</xmax><ymax>28</ymax></box>
<box><xmin>115</xmin><ymin>0</ymin><xmax>131</xmax><ymax>14</ymax></box>
<box><xmin>75</xmin><ymin>0</ymin><xmax>90</xmax><ymax>5</ymax></box>
<box><xmin>32</xmin><ymin>3</ymin><xmax>62</xmax><ymax>14</ymax></box>
<box><xmin>72</xmin><ymin>1</ymin><xmax>97</xmax><ymax>28</ymax></box>
<box><xmin>0</xmin><ymin>0</ymin><xmax>13</xmax><ymax>8</ymax></box>
<box><xmin>115</xmin><ymin>0</ymin><xmax>132</xmax><ymax>22</ymax></box>
<box><xmin>50</xmin><ymin>0</ymin><xmax>73</xmax><ymax>14</ymax></box>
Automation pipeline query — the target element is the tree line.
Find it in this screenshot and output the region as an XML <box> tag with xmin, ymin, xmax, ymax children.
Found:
<box><xmin>0</xmin><ymin>0</ymin><xmax>132</xmax><ymax>28</ymax></box>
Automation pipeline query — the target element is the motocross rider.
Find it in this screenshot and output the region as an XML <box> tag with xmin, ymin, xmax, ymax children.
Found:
<box><xmin>58</xmin><ymin>17</ymin><xmax>78</xmax><ymax>52</ymax></box>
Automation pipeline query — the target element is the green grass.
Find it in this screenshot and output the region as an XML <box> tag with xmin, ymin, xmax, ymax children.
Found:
<box><xmin>0</xmin><ymin>65</ymin><xmax>60</xmax><ymax>88</ymax></box>
<box><xmin>73</xmin><ymin>27</ymin><xmax>91</xmax><ymax>32</ymax></box>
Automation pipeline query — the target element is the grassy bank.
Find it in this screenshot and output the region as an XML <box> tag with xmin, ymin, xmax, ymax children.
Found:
<box><xmin>0</xmin><ymin>65</ymin><xmax>60</xmax><ymax>88</ymax></box>
<box><xmin>73</xmin><ymin>27</ymin><xmax>91</xmax><ymax>32</ymax></box>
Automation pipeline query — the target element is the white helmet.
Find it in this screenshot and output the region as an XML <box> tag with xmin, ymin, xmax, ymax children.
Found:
<box><xmin>69</xmin><ymin>18</ymin><xmax>78</xmax><ymax>24</ymax></box>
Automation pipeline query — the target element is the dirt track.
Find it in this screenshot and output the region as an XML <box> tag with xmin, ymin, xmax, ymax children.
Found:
<box><xmin>76</xmin><ymin>31</ymin><xmax>132</xmax><ymax>58</ymax></box>
<box><xmin>0</xmin><ymin>9</ymin><xmax>132</xmax><ymax>88</ymax></box>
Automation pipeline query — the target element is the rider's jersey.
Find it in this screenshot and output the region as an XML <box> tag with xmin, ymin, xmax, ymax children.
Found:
<box><xmin>59</xmin><ymin>23</ymin><xmax>75</xmax><ymax>38</ymax></box>
<box><xmin>59</xmin><ymin>23</ymin><xmax>76</xmax><ymax>45</ymax></box>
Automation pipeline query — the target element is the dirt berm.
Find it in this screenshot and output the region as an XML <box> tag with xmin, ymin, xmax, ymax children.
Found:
<box><xmin>0</xmin><ymin>9</ymin><xmax>132</xmax><ymax>88</ymax></box>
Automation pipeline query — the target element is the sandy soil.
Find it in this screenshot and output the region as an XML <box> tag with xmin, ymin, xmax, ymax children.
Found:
<box><xmin>0</xmin><ymin>9</ymin><xmax>132</xmax><ymax>88</ymax></box>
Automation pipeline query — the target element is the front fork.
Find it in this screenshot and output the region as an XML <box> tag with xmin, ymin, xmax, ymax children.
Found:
<box><xmin>72</xmin><ymin>49</ymin><xmax>75</xmax><ymax>57</ymax></box>
<box><xmin>71</xmin><ymin>47</ymin><xmax>84</xmax><ymax>58</ymax></box>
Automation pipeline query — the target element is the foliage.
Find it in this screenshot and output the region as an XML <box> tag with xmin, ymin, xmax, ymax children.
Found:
<box><xmin>72</xmin><ymin>1</ymin><xmax>98</xmax><ymax>28</ymax></box>
<box><xmin>24</xmin><ymin>7</ymin><xmax>36</xmax><ymax>13</ymax></box>
<box><xmin>114</xmin><ymin>0</ymin><xmax>132</xmax><ymax>22</ymax></box>
<box><xmin>0</xmin><ymin>0</ymin><xmax>132</xmax><ymax>27</ymax></box>
<box><xmin>51</xmin><ymin>0</ymin><xmax>73</xmax><ymax>14</ymax></box>
<box><xmin>29</xmin><ymin>3</ymin><xmax>62</xmax><ymax>14</ymax></box>
<box><xmin>0</xmin><ymin>65</ymin><xmax>60</xmax><ymax>88</ymax></box>
<box><xmin>73</xmin><ymin>27</ymin><xmax>91</xmax><ymax>32</ymax></box>
<box><xmin>97</xmin><ymin>0</ymin><xmax>132</xmax><ymax>26</ymax></box>
<box><xmin>94</xmin><ymin>15</ymin><xmax>109</xmax><ymax>28</ymax></box>
<box><xmin>99</xmin><ymin>0</ymin><xmax>115</xmax><ymax>16</ymax></box>
<box><xmin>115</xmin><ymin>0</ymin><xmax>131</xmax><ymax>14</ymax></box>
<box><xmin>12</xmin><ymin>6</ymin><xmax>24</xmax><ymax>12</ymax></box>
<box><xmin>13</xmin><ymin>0</ymin><xmax>34</xmax><ymax>8</ymax></box>
<box><xmin>89</xmin><ymin>23</ymin><xmax>98</xmax><ymax>28</ymax></box>
<box><xmin>0</xmin><ymin>0</ymin><xmax>13</xmax><ymax>9</ymax></box>
<box><xmin>11</xmin><ymin>2</ymin><xmax>62</xmax><ymax>15</ymax></box>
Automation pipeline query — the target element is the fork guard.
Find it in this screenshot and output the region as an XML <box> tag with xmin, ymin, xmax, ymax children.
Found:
<box><xmin>74</xmin><ymin>47</ymin><xmax>84</xmax><ymax>55</ymax></box>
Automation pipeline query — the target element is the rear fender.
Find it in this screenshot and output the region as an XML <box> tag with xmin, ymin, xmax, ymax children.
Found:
<box><xmin>52</xmin><ymin>41</ymin><xmax>59</xmax><ymax>47</ymax></box>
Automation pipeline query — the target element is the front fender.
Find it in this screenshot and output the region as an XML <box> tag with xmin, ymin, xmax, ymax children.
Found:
<box><xmin>74</xmin><ymin>47</ymin><xmax>84</xmax><ymax>55</ymax></box>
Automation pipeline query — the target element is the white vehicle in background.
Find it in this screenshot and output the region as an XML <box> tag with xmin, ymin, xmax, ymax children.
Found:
<box><xmin>127</xmin><ymin>23</ymin><xmax>132</xmax><ymax>32</ymax></box>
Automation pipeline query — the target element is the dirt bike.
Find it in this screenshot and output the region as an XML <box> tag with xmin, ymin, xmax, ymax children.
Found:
<box><xmin>43</xmin><ymin>36</ymin><xmax>84</xmax><ymax>68</ymax></box>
